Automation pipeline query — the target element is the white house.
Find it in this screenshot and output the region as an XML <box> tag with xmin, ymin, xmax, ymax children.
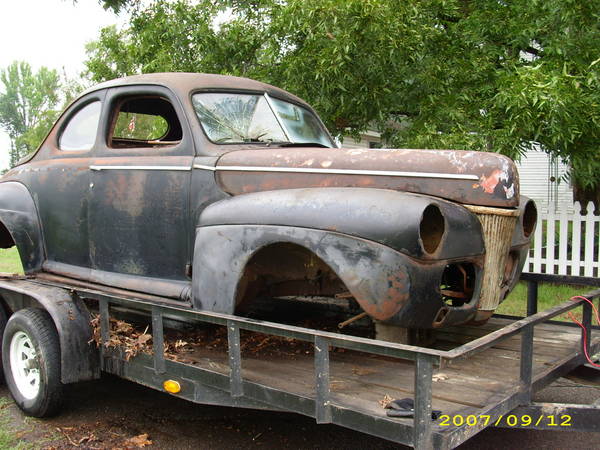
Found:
<box><xmin>514</xmin><ymin>148</ymin><xmax>573</xmax><ymax>212</ymax></box>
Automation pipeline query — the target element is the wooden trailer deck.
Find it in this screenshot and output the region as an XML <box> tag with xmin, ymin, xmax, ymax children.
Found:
<box><xmin>2</xmin><ymin>276</ymin><xmax>598</xmax><ymax>449</ymax></box>
<box><xmin>170</xmin><ymin>317</ymin><xmax>587</xmax><ymax>407</ymax></box>
<box><xmin>98</xmin><ymin>306</ymin><xmax>599</xmax><ymax>449</ymax></box>
<box><xmin>133</xmin><ymin>318</ymin><xmax>595</xmax><ymax>442</ymax></box>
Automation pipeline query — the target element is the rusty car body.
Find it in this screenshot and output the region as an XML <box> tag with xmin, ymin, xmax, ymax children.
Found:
<box><xmin>0</xmin><ymin>73</ymin><xmax>536</xmax><ymax>329</ymax></box>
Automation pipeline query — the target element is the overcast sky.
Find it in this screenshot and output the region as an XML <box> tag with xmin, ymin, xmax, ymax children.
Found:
<box><xmin>0</xmin><ymin>0</ymin><xmax>122</xmax><ymax>169</ymax></box>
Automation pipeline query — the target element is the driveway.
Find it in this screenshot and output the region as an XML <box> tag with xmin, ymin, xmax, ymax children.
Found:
<box><xmin>2</xmin><ymin>374</ymin><xmax>599</xmax><ymax>449</ymax></box>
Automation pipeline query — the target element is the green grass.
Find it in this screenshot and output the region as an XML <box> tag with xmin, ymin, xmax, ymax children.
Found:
<box><xmin>0</xmin><ymin>425</ymin><xmax>34</xmax><ymax>450</ymax></box>
<box><xmin>0</xmin><ymin>397</ymin><xmax>35</xmax><ymax>450</ymax></box>
<box><xmin>497</xmin><ymin>281</ymin><xmax>588</xmax><ymax>321</ymax></box>
<box><xmin>0</xmin><ymin>248</ymin><xmax>23</xmax><ymax>274</ymax></box>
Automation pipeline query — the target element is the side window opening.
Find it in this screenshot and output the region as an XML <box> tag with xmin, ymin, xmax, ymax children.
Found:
<box><xmin>109</xmin><ymin>96</ymin><xmax>182</xmax><ymax>148</ymax></box>
<box><xmin>59</xmin><ymin>101</ymin><xmax>101</xmax><ymax>151</ymax></box>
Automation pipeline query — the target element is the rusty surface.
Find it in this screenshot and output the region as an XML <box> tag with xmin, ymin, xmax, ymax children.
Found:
<box><xmin>80</xmin><ymin>72</ymin><xmax>309</xmax><ymax>108</ymax></box>
<box><xmin>234</xmin><ymin>242</ymin><xmax>347</xmax><ymax>310</ymax></box>
<box><xmin>34</xmin><ymin>272</ymin><xmax>190</xmax><ymax>307</ymax></box>
<box><xmin>215</xmin><ymin>147</ymin><xmax>519</xmax><ymax>208</ymax></box>
<box><xmin>0</xmin><ymin>72</ymin><xmax>534</xmax><ymax>329</ymax></box>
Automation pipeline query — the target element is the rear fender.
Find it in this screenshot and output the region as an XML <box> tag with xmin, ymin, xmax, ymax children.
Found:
<box><xmin>0</xmin><ymin>182</ymin><xmax>44</xmax><ymax>273</ymax></box>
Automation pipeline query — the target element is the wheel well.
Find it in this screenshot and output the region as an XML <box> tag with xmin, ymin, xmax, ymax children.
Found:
<box><xmin>0</xmin><ymin>293</ymin><xmax>48</xmax><ymax>320</ymax></box>
<box><xmin>234</xmin><ymin>243</ymin><xmax>348</xmax><ymax>311</ymax></box>
<box><xmin>0</xmin><ymin>221</ymin><xmax>15</xmax><ymax>249</ymax></box>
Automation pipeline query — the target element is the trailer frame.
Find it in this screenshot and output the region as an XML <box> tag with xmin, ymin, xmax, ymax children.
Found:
<box><xmin>0</xmin><ymin>272</ymin><xmax>598</xmax><ymax>449</ymax></box>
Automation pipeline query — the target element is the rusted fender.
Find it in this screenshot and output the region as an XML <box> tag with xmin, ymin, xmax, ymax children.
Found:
<box><xmin>198</xmin><ymin>187</ymin><xmax>485</xmax><ymax>260</ymax></box>
<box><xmin>215</xmin><ymin>147</ymin><xmax>519</xmax><ymax>208</ymax></box>
<box><xmin>192</xmin><ymin>224</ymin><xmax>481</xmax><ymax>328</ymax></box>
<box><xmin>0</xmin><ymin>182</ymin><xmax>44</xmax><ymax>273</ymax></box>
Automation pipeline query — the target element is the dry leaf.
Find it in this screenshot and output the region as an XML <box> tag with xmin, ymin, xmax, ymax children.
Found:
<box><xmin>90</xmin><ymin>312</ymin><xmax>338</xmax><ymax>364</ymax></box>
<box><xmin>432</xmin><ymin>373</ymin><xmax>449</xmax><ymax>382</ymax></box>
<box><xmin>124</xmin><ymin>433</ymin><xmax>152</xmax><ymax>448</ymax></box>
<box><xmin>379</xmin><ymin>394</ymin><xmax>394</xmax><ymax>408</ymax></box>
<box><xmin>78</xmin><ymin>433</ymin><xmax>97</xmax><ymax>444</ymax></box>
<box><xmin>136</xmin><ymin>334</ymin><xmax>152</xmax><ymax>345</ymax></box>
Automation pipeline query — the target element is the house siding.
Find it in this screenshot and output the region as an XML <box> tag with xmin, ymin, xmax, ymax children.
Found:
<box><xmin>340</xmin><ymin>132</ymin><xmax>382</xmax><ymax>149</ymax></box>
<box><xmin>514</xmin><ymin>149</ymin><xmax>573</xmax><ymax>211</ymax></box>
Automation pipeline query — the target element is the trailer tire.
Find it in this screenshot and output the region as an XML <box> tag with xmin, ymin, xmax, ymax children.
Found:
<box><xmin>2</xmin><ymin>308</ymin><xmax>63</xmax><ymax>417</ymax></box>
<box><xmin>0</xmin><ymin>305</ymin><xmax>7</xmax><ymax>385</ymax></box>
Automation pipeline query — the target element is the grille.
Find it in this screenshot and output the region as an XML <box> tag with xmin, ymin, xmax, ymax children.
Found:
<box><xmin>464</xmin><ymin>205</ymin><xmax>519</xmax><ymax>312</ymax></box>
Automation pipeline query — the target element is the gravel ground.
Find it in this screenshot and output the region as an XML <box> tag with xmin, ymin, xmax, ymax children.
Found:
<box><xmin>1</xmin><ymin>373</ymin><xmax>599</xmax><ymax>449</ymax></box>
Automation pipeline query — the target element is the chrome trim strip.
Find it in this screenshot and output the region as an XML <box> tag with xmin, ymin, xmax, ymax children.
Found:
<box><xmin>90</xmin><ymin>165</ymin><xmax>191</xmax><ymax>171</ymax></box>
<box><xmin>193</xmin><ymin>164</ymin><xmax>217</xmax><ymax>171</ymax></box>
<box><xmin>192</xmin><ymin>164</ymin><xmax>479</xmax><ymax>180</ymax></box>
<box><xmin>263</xmin><ymin>93</ymin><xmax>291</xmax><ymax>141</ymax></box>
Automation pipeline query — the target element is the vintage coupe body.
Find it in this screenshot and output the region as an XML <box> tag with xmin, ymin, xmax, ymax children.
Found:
<box><xmin>0</xmin><ymin>73</ymin><xmax>536</xmax><ymax>329</ymax></box>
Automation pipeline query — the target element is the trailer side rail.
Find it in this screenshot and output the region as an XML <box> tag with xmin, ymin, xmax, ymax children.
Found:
<box><xmin>46</xmin><ymin>272</ymin><xmax>598</xmax><ymax>450</ymax></box>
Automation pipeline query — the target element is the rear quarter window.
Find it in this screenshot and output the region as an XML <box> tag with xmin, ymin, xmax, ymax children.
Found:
<box><xmin>59</xmin><ymin>101</ymin><xmax>101</xmax><ymax>151</ymax></box>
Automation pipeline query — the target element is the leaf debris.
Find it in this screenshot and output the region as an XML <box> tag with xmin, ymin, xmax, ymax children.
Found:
<box><xmin>379</xmin><ymin>394</ymin><xmax>394</xmax><ymax>409</ymax></box>
<box><xmin>90</xmin><ymin>315</ymin><xmax>153</xmax><ymax>361</ymax></box>
<box><xmin>122</xmin><ymin>433</ymin><xmax>153</xmax><ymax>448</ymax></box>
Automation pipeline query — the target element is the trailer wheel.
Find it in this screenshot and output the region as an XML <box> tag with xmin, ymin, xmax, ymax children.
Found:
<box><xmin>2</xmin><ymin>308</ymin><xmax>63</xmax><ymax>417</ymax></box>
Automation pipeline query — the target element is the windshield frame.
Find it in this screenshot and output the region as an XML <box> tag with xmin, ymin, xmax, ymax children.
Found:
<box><xmin>190</xmin><ymin>89</ymin><xmax>335</xmax><ymax>148</ymax></box>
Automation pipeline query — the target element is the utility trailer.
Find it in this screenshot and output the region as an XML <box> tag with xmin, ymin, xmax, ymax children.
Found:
<box><xmin>0</xmin><ymin>272</ymin><xmax>598</xmax><ymax>449</ymax></box>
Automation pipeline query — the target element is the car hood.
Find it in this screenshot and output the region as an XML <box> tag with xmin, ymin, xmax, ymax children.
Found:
<box><xmin>214</xmin><ymin>147</ymin><xmax>519</xmax><ymax>208</ymax></box>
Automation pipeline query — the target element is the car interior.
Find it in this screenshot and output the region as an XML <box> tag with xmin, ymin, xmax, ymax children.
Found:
<box><xmin>109</xmin><ymin>96</ymin><xmax>183</xmax><ymax>148</ymax></box>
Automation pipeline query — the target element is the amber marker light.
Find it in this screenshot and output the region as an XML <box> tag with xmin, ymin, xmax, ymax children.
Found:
<box><xmin>163</xmin><ymin>380</ymin><xmax>181</xmax><ymax>394</ymax></box>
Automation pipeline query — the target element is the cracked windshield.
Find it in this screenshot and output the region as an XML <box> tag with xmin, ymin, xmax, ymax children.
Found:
<box><xmin>192</xmin><ymin>93</ymin><xmax>332</xmax><ymax>146</ymax></box>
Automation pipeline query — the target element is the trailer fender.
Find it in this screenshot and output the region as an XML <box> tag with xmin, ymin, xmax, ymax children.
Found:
<box><xmin>0</xmin><ymin>182</ymin><xmax>45</xmax><ymax>273</ymax></box>
<box><xmin>0</xmin><ymin>280</ymin><xmax>99</xmax><ymax>384</ymax></box>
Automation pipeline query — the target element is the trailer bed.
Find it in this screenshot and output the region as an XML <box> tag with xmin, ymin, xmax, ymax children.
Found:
<box><xmin>97</xmin><ymin>303</ymin><xmax>599</xmax><ymax>449</ymax></box>
<box><xmin>0</xmin><ymin>275</ymin><xmax>598</xmax><ymax>449</ymax></box>
<box><xmin>115</xmin><ymin>318</ymin><xmax>580</xmax><ymax>412</ymax></box>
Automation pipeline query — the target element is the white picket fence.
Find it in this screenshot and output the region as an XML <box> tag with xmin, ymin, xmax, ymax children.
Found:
<box><xmin>524</xmin><ymin>201</ymin><xmax>600</xmax><ymax>277</ymax></box>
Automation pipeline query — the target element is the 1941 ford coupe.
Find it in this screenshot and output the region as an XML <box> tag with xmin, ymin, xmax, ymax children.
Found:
<box><xmin>0</xmin><ymin>73</ymin><xmax>536</xmax><ymax>329</ymax></box>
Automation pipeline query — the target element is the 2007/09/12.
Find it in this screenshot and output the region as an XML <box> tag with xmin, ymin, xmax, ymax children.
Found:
<box><xmin>438</xmin><ymin>414</ymin><xmax>572</xmax><ymax>427</ymax></box>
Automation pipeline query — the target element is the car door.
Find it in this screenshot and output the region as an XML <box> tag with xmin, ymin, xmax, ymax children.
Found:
<box><xmin>30</xmin><ymin>91</ymin><xmax>105</xmax><ymax>273</ymax></box>
<box><xmin>88</xmin><ymin>85</ymin><xmax>194</xmax><ymax>298</ymax></box>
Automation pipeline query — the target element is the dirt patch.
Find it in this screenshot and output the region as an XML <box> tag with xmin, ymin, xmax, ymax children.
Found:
<box><xmin>0</xmin><ymin>375</ymin><xmax>597</xmax><ymax>449</ymax></box>
<box><xmin>0</xmin><ymin>387</ymin><xmax>161</xmax><ymax>449</ymax></box>
<box><xmin>0</xmin><ymin>376</ymin><xmax>400</xmax><ymax>449</ymax></box>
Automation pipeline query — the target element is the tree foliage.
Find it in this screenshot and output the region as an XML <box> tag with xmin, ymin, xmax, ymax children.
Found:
<box><xmin>0</xmin><ymin>62</ymin><xmax>61</xmax><ymax>166</ymax></box>
<box><xmin>0</xmin><ymin>62</ymin><xmax>84</xmax><ymax>167</ymax></box>
<box><xmin>84</xmin><ymin>0</ymin><xmax>600</xmax><ymax>192</ymax></box>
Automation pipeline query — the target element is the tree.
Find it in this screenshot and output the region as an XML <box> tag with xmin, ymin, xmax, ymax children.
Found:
<box><xmin>72</xmin><ymin>0</ymin><xmax>140</xmax><ymax>14</ymax></box>
<box><xmin>0</xmin><ymin>62</ymin><xmax>61</xmax><ymax>167</ymax></box>
<box><xmin>99</xmin><ymin>0</ymin><xmax>135</xmax><ymax>13</ymax></box>
<box><xmin>83</xmin><ymin>0</ymin><xmax>600</xmax><ymax>203</ymax></box>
